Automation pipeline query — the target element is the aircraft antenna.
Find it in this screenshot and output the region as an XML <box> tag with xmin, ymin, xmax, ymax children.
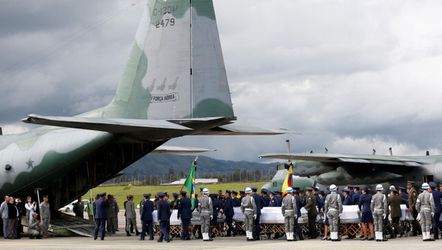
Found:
<box><xmin>285</xmin><ymin>139</ymin><xmax>291</xmax><ymax>163</ymax></box>
<box><xmin>389</xmin><ymin>147</ymin><xmax>393</xmax><ymax>156</ymax></box>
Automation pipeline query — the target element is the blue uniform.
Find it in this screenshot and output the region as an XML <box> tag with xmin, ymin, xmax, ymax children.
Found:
<box><xmin>224</xmin><ymin>196</ymin><xmax>237</xmax><ymax>236</ymax></box>
<box><xmin>275</xmin><ymin>196</ymin><xmax>283</xmax><ymax>206</ymax></box>
<box><xmin>342</xmin><ymin>196</ymin><xmax>353</xmax><ymax>205</ymax></box>
<box><xmin>178</xmin><ymin>197</ymin><xmax>192</xmax><ymax>240</ymax></box>
<box><xmin>252</xmin><ymin>194</ymin><xmax>262</xmax><ymax>240</ymax></box>
<box><xmin>294</xmin><ymin>195</ymin><xmax>304</xmax><ymax>240</ymax></box>
<box><xmin>262</xmin><ymin>195</ymin><xmax>270</xmax><ymax>207</ymax></box>
<box><xmin>140</xmin><ymin>199</ymin><xmax>154</xmax><ymax>240</ymax></box>
<box><xmin>432</xmin><ymin>189</ymin><xmax>442</xmax><ymax>239</ymax></box>
<box><xmin>358</xmin><ymin>193</ymin><xmax>373</xmax><ymax>223</ymax></box>
<box><xmin>352</xmin><ymin>192</ymin><xmax>361</xmax><ymax>205</ymax></box>
<box><xmin>157</xmin><ymin>200</ymin><xmax>171</xmax><ymax>242</ymax></box>
<box><xmin>93</xmin><ymin>198</ymin><xmax>108</xmax><ymax>240</ymax></box>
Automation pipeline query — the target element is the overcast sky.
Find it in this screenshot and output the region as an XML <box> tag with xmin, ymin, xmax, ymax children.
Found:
<box><xmin>1</xmin><ymin>0</ymin><xmax>442</xmax><ymax>162</ymax></box>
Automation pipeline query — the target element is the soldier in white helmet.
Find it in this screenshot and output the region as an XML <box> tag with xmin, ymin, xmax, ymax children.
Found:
<box><xmin>416</xmin><ymin>183</ymin><xmax>435</xmax><ymax>241</ymax></box>
<box><xmin>281</xmin><ymin>187</ymin><xmax>297</xmax><ymax>241</ymax></box>
<box><xmin>241</xmin><ymin>187</ymin><xmax>257</xmax><ymax>241</ymax></box>
<box><xmin>198</xmin><ymin>188</ymin><xmax>213</xmax><ymax>241</ymax></box>
<box><xmin>371</xmin><ymin>184</ymin><xmax>388</xmax><ymax>242</ymax></box>
<box><xmin>324</xmin><ymin>184</ymin><xmax>342</xmax><ymax>241</ymax></box>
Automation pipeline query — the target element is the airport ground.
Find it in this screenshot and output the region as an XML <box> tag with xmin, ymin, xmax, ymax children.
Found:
<box><xmin>0</xmin><ymin>233</ymin><xmax>440</xmax><ymax>250</ymax></box>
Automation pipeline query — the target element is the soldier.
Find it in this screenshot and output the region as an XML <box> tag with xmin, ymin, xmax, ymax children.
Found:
<box><xmin>224</xmin><ymin>190</ymin><xmax>237</xmax><ymax>237</ymax></box>
<box><xmin>73</xmin><ymin>196</ymin><xmax>85</xmax><ymax>219</ymax></box>
<box><xmin>293</xmin><ymin>189</ymin><xmax>304</xmax><ymax>241</ymax></box>
<box><xmin>1</xmin><ymin>196</ymin><xmax>9</xmax><ymax>239</ymax></box>
<box><xmin>93</xmin><ymin>192</ymin><xmax>108</xmax><ymax>240</ymax></box>
<box><xmin>269</xmin><ymin>192</ymin><xmax>277</xmax><ymax>207</ymax></box>
<box><xmin>352</xmin><ymin>187</ymin><xmax>361</xmax><ymax>205</ymax></box>
<box><xmin>251</xmin><ymin>187</ymin><xmax>262</xmax><ymax>240</ymax></box>
<box><xmin>170</xmin><ymin>193</ymin><xmax>180</xmax><ymax>210</ymax></box>
<box><xmin>106</xmin><ymin>194</ymin><xmax>118</xmax><ymax>235</ymax></box>
<box><xmin>140</xmin><ymin>193</ymin><xmax>154</xmax><ymax>241</ymax></box>
<box><xmin>124</xmin><ymin>195</ymin><xmax>139</xmax><ymax>236</ymax></box>
<box><xmin>398</xmin><ymin>187</ymin><xmax>409</xmax><ymax>204</ymax></box>
<box><xmin>359</xmin><ymin>187</ymin><xmax>374</xmax><ymax>240</ymax></box>
<box><xmin>157</xmin><ymin>192</ymin><xmax>171</xmax><ymax>243</ymax></box>
<box><xmin>261</xmin><ymin>189</ymin><xmax>270</xmax><ymax>207</ymax></box>
<box><xmin>232</xmin><ymin>191</ymin><xmax>241</xmax><ymax>207</ymax></box>
<box><xmin>281</xmin><ymin>187</ymin><xmax>297</xmax><ymax>241</ymax></box>
<box><xmin>198</xmin><ymin>188</ymin><xmax>213</xmax><ymax>241</ymax></box>
<box><xmin>276</xmin><ymin>192</ymin><xmax>283</xmax><ymax>206</ymax></box>
<box><xmin>303</xmin><ymin>187</ymin><xmax>318</xmax><ymax>239</ymax></box>
<box><xmin>429</xmin><ymin>182</ymin><xmax>441</xmax><ymax>240</ymax></box>
<box><xmin>371</xmin><ymin>184</ymin><xmax>388</xmax><ymax>242</ymax></box>
<box><xmin>324</xmin><ymin>184</ymin><xmax>342</xmax><ymax>241</ymax></box>
<box><xmin>178</xmin><ymin>191</ymin><xmax>192</xmax><ymax>240</ymax></box>
<box><xmin>40</xmin><ymin>195</ymin><xmax>51</xmax><ymax>237</ymax></box>
<box><xmin>241</xmin><ymin>187</ymin><xmax>256</xmax><ymax>241</ymax></box>
<box><xmin>416</xmin><ymin>183</ymin><xmax>435</xmax><ymax>241</ymax></box>
<box><xmin>407</xmin><ymin>181</ymin><xmax>422</xmax><ymax>236</ymax></box>
<box><xmin>388</xmin><ymin>187</ymin><xmax>403</xmax><ymax>238</ymax></box>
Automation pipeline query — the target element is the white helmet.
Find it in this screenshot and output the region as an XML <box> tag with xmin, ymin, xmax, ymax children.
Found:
<box><xmin>245</xmin><ymin>187</ymin><xmax>252</xmax><ymax>194</ymax></box>
<box><xmin>421</xmin><ymin>183</ymin><xmax>430</xmax><ymax>190</ymax></box>
<box><xmin>202</xmin><ymin>188</ymin><xmax>209</xmax><ymax>194</ymax></box>
<box><xmin>329</xmin><ymin>184</ymin><xmax>337</xmax><ymax>192</ymax></box>
<box><xmin>286</xmin><ymin>187</ymin><xmax>293</xmax><ymax>193</ymax></box>
<box><xmin>389</xmin><ymin>185</ymin><xmax>396</xmax><ymax>191</ymax></box>
<box><xmin>376</xmin><ymin>184</ymin><xmax>384</xmax><ymax>191</ymax></box>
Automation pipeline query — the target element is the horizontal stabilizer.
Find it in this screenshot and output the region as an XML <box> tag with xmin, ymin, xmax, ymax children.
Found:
<box><xmin>153</xmin><ymin>146</ymin><xmax>213</xmax><ymax>154</ymax></box>
<box><xmin>22</xmin><ymin>114</ymin><xmax>192</xmax><ymax>140</ymax></box>
<box><xmin>259</xmin><ymin>153</ymin><xmax>426</xmax><ymax>167</ymax></box>
<box><xmin>194</xmin><ymin>123</ymin><xmax>287</xmax><ymax>135</ymax></box>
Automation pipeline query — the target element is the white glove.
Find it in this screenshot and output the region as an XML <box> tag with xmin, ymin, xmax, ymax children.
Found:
<box><xmin>383</xmin><ymin>214</ymin><xmax>387</xmax><ymax>220</ymax></box>
<box><xmin>210</xmin><ymin>215</ymin><xmax>213</xmax><ymax>220</ymax></box>
<box><xmin>431</xmin><ymin>212</ymin><xmax>435</xmax><ymax>217</ymax></box>
<box><xmin>323</xmin><ymin>217</ymin><xmax>327</xmax><ymax>223</ymax></box>
<box><xmin>253</xmin><ymin>214</ymin><xmax>257</xmax><ymax>220</ymax></box>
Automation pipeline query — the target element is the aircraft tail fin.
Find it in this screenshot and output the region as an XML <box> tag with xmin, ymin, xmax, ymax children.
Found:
<box><xmin>87</xmin><ymin>0</ymin><xmax>234</xmax><ymax>121</ymax></box>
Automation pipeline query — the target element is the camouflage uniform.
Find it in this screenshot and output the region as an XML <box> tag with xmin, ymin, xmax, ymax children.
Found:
<box><xmin>416</xmin><ymin>190</ymin><xmax>435</xmax><ymax>240</ymax></box>
<box><xmin>241</xmin><ymin>194</ymin><xmax>257</xmax><ymax>240</ymax></box>
<box><xmin>198</xmin><ymin>195</ymin><xmax>213</xmax><ymax>236</ymax></box>
<box><xmin>324</xmin><ymin>192</ymin><xmax>342</xmax><ymax>240</ymax></box>
<box><xmin>281</xmin><ymin>193</ymin><xmax>297</xmax><ymax>240</ymax></box>
<box><xmin>371</xmin><ymin>192</ymin><xmax>388</xmax><ymax>241</ymax></box>
<box><xmin>408</xmin><ymin>187</ymin><xmax>422</xmax><ymax>236</ymax></box>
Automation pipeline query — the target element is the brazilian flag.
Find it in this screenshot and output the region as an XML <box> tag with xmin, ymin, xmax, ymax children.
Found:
<box><xmin>182</xmin><ymin>157</ymin><xmax>198</xmax><ymax>209</ymax></box>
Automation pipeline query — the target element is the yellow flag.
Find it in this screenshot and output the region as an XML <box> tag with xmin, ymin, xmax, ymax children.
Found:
<box><xmin>281</xmin><ymin>163</ymin><xmax>293</xmax><ymax>195</ymax></box>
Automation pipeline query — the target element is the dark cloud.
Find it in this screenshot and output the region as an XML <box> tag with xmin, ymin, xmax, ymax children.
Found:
<box><xmin>1</xmin><ymin>0</ymin><xmax>442</xmax><ymax>162</ymax></box>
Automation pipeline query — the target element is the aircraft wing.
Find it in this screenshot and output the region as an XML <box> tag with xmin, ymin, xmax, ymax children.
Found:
<box><xmin>152</xmin><ymin>146</ymin><xmax>213</xmax><ymax>154</ymax></box>
<box><xmin>259</xmin><ymin>153</ymin><xmax>427</xmax><ymax>167</ymax></box>
<box><xmin>193</xmin><ymin>123</ymin><xmax>288</xmax><ymax>135</ymax></box>
<box><xmin>22</xmin><ymin>114</ymin><xmax>192</xmax><ymax>140</ymax></box>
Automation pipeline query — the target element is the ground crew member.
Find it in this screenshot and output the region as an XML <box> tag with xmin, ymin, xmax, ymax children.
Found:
<box><xmin>388</xmin><ymin>187</ymin><xmax>403</xmax><ymax>238</ymax></box>
<box><xmin>371</xmin><ymin>184</ymin><xmax>388</xmax><ymax>242</ymax></box>
<box><xmin>281</xmin><ymin>187</ymin><xmax>297</xmax><ymax>241</ymax></box>
<box><xmin>304</xmin><ymin>187</ymin><xmax>318</xmax><ymax>239</ymax></box>
<box><xmin>416</xmin><ymin>183</ymin><xmax>435</xmax><ymax>241</ymax></box>
<box><xmin>408</xmin><ymin>181</ymin><xmax>422</xmax><ymax>236</ymax></box>
<box><xmin>198</xmin><ymin>188</ymin><xmax>213</xmax><ymax>241</ymax></box>
<box><xmin>241</xmin><ymin>187</ymin><xmax>257</xmax><ymax>241</ymax></box>
<box><xmin>178</xmin><ymin>191</ymin><xmax>192</xmax><ymax>240</ymax></box>
<box><xmin>40</xmin><ymin>195</ymin><xmax>51</xmax><ymax>237</ymax></box>
<box><xmin>325</xmin><ymin>184</ymin><xmax>342</xmax><ymax>241</ymax></box>
<box><xmin>124</xmin><ymin>195</ymin><xmax>139</xmax><ymax>236</ymax></box>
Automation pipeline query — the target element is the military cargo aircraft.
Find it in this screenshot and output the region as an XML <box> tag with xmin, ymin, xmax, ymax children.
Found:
<box><xmin>260</xmin><ymin>151</ymin><xmax>442</xmax><ymax>187</ymax></box>
<box><xmin>0</xmin><ymin>0</ymin><xmax>283</xmax><ymax>211</ymax></box>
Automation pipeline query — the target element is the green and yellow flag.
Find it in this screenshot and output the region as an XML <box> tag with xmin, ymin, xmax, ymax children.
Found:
<box><xmin>183</xmin><ymin>157</ymin><xmax>198</xmax><ymax>209</ymax></box>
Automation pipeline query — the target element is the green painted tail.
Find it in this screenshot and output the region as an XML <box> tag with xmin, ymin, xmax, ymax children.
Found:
<box><xmin>86</xmin><ymin>0</ymin><xmax>234</xmax><ymax>120</ymax></box>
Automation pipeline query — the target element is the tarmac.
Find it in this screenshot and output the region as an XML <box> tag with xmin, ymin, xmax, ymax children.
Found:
<box><xmin>0</xmin><ymin>234</ymin><xmax>441</xmax><ymax>250</ymax></box>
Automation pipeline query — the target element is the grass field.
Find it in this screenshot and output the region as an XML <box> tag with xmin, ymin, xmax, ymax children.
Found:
<box><xmin>88</xmin><ymin>182</ymin><xmax>266</xmax><ymax>207</ymax></box>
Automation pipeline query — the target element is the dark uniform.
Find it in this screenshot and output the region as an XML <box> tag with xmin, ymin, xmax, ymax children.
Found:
<box><xmin>232</xmin><ymin>191</ymin><xmax>241</xmax><ymax>207</ymax></box>
<box><xmin>388</xmin><ymin>191</ymin><xmax>403</xmax><ymax>238</ymax></box>
<box><xmin>157</xmin><ymin>193</ymin><xmax>171</xmax><ymax>242</ymax></box>
<box><xmin>261</xmin><ymin>189</ymin><xmax>270</xmax><ymax>207</ymax></box>
<box><xmin>252</xmin><ymin>188</ymin><xmax>262</xmax><ymax>240</ymax></box>
<box><xmin>430</xmin><ymin>182</ymin><xmax>442</xmax><ymax>240</ymax></box>
<box><xmin>93</xmin><ymin>193</ymin><xmax>108</xmax><ymax>240</ymax></box>
<box><xmin>177</xmin><ymin>192</ymin><xmax>192</xmax><ymax>240</ymax></box>
<box><xmin>294</xmin><ymin>192</ymin><xmax>304</xmax><ymax>240</ymax></box>
<box><xmin>224</xmin><ymin>191</ymin><xmax>236</xmax><ymax>236</ymax></box>
<box><xmin>140</xmin><ymin>194</ymin><xmax>154</xmax><ymax>241</ymax></box>
<box><xmin>407</xmin><ymin>182</ymin><xmax>422</xmax><ymax>236</ymax></box>
<box><xmin>304</xmin><ymin>188</ymin><xmax>318</xmax><ymax>239</ymax></box>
